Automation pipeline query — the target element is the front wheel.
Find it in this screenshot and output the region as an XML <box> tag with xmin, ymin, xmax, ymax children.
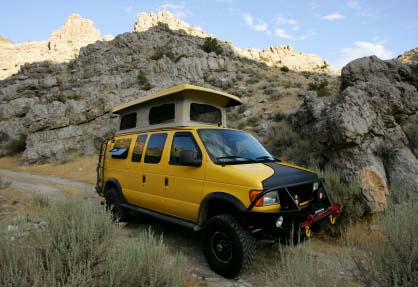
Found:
<box><xmin>202</xmin><ymin>214</ymin><xmax>256</xmax><ymax>278</ymax></box>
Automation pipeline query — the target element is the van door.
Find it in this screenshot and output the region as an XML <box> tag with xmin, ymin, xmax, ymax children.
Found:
<box><xmin>164</xmin><ymin>131</ymin><xmax>205</xmax><ymax>222</ymax></box>
<box><xmin>141</xmin><ymin>132</ymin><xmax>169</xmax><ymax>213</ymax></box>
<box><xmin>124</xmin><ymin>134</ymin><xmax>148</xmax><ymax>206</ymax></box>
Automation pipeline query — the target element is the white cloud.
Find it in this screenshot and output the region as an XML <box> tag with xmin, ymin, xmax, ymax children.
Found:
<box><xmin>275</xmin><ymin>28</ymin><xmax>316</xmax><ymax>41</ymax></box>
<box><xmin>275</xmin><ymin>16</ymin><xmax>298</xmax><ymax>26</ymax></box>
<box><xmin>321</xmin><ymin>12</ymin><xmax>345</xmax><ymax>21</ymax></box>
<box><xmin>157</xmin><ymin>3</ymin><xmax>191</xmax><ymax>19</ymax></box>
<box><xmin>347</xmin><ymin>0</ymin><xmax>360</xmax><ymax>9</ymax></box>
<box><xmin>334</xmin><ymin>41</ymin><xmax>394</xmax><ymax>69</ymax></box>
<box><xmin>242</xmin><ymin>13</ymin><xmax>269</xmax><ymax>34</ymax></box>
<box><xmin>124</xmin><ymin>6</ymin><xmax>134</xmax><ymax>13</ymax></box>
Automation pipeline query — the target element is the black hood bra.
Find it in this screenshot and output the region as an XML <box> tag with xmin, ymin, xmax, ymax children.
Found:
<box><xmin>262</xmin><ymin>162</ymin><xmax>318</xmax><ymax>190</ymax></box>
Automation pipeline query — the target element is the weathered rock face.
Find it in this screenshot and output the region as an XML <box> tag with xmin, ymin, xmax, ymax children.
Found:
<box><xmin>0</xmin><ymin>14</ymin><xmax>109</xmax><ymax>80</ymax></box>
<box><xmin>0</xmin><ymin>35</ymin><xmax>12</xmax><ymax>45</ymax></box>
<box><xmin>397</xmin><ymin>47</ymin><xmax>418</xmax><ymax>66</ymax></box>
<box><xmin>0</xmin><ymin>24</ymin><xmax>237</xmax><ymax>162</ymax></box>
<box><xmin>235</xmin><ymin>45</ymin><xmax>331</xmax><ymax>72</ymax></box>
<box><xmin>294</xmin><ymin>56</ymin><xmax>418</xmax><ymax>211</ymax></box>
<box><xmin>134</xmin><ymin>11</ymin><xmax>210</xmax><ymax>38</ymax></box>
<box><xmin>134</xmin><ymin>11</ymin><xmax>331</xmax><ymax>73</ymax></box>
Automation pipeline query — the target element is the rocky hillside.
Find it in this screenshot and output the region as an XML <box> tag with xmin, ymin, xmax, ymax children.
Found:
<box><xmin>294</xmin><ymin>56</ymin><xmax>418</xmax><ymax>211</ymax></box>
<box><xmin>397</xmin><ymin>47</ymin><xmax>418</xmax><ymax>65</ymax></box>
<box><xmin>0</xmin><ymin>14</ymin><xmax>112</xmax><ymax>80</ymax></box>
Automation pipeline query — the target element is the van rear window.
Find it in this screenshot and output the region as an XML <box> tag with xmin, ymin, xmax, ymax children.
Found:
<box><xmin>131</xmin><ymin>134</ymin><xmax>147</xmax><ymax>162</ymax></box>
<box><xmin>109</xmin><ymin>138</ymin><xmax>132</xmax><ymax>159</ymax></box>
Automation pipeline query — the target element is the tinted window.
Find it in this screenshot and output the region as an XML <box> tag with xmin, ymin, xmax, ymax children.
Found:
<box><xmin>144</xmin><ymin>133</ymin><xmax>167</xmax><ymax>164</ymax></box>
<box><xmin>120</xmin><ymin>113</ymin><xmax>137</xmax><ymax>130</ymax></box>
<box><xmin>190</xmin><ymin>103</ymin><xmax>221</xmax><ymax>124</ymax></box>
<box><xmin>170</xmin><ymin>132</ymin><xmax>201</xmax><ymax>165</ymax></box>
<box><xmin>131</xmin><ymin>134</ymin><xmax>148</xmax><ymax>162</ymax></box>
<box><xmin>149</xmin><ymin>104</ymin><xmax>175</xmax><ymax>125</ymax></box>
<box><xmin>109</xmin><ymin>138</ymin><xmax>132</xmax><ymax>159</ymax></box>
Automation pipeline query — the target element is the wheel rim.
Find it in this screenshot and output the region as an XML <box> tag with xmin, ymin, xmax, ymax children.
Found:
<box><xmin>211</xmin><ymin>231</ymin><xmax>232</xmax><ymax>263</ymax></box>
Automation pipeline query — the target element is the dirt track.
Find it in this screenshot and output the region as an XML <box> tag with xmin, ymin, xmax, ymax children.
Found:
<box><xmin>0</xmin><ymin>167</ymin><xmax>357</xmax><ymax>287</ymax></box>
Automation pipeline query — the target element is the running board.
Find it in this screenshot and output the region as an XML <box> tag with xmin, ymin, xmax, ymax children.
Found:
<box><xmin>120</xmin><ymin>203</ymin><xmax>200</xmax><ymax>231</ymax></box>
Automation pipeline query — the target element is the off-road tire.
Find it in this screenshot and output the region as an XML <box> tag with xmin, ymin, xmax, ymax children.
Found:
<box><xmin>202</xmin><ymin>214</ymin><xmax>256</xmax><ymax>278</ymax></box>
<box><xmin>105</xmin><ymin>188</ymin><xmax>130</xmax><ymax>222</ymax></box>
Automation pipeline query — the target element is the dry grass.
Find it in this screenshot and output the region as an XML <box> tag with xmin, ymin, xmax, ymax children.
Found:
<box><xmin>0</xmin><ymin>186</ymin><xmax>33</xmax><ymax>222</ymax></box>
<box><xmin>0</xmin><ymin>154</ymin><xmax>97</xmax><ymax>184</ymax></box>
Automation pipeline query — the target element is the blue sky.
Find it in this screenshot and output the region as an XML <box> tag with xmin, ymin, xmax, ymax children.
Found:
<box><xmin>1</xmin><ymin>0</ymin><xmax>417</xmax><ymax>69</ymax></box>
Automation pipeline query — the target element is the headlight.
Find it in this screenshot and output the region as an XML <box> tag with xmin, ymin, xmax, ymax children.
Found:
<box><xmin>313</xmin><ymin>182</ymin><xmax>319</xmax><ymax>191</ymax></box>
<box><xmin>249</xmin><ymin>190</ymin><xmax>279</xmax><ymax>207</ymax></box>
<box><xmin>263</xmin><ymin>191</ymin><xmax>279</xmax><ymax>206</ymax></box>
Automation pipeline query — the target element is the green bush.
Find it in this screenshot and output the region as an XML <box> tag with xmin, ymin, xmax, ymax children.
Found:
<box><xmin>137</xmin><ymin>70</ymin><xmax>154</xmax><ymax>91</ymax></box>
<box><xmin>201</xmin><ymin>37</ymin><xmax>223</xmax><ymax>55</ymax></box>
<box><xmin>311</xmin><ymin>166</ymin><xmax>367</xmax><ymax>224</ymax></box>
<box><xmin>263</xmin><ymin>121</ymin><xmax>321</xmax><ymax>166</ymax></box>
<box><xmin>308</xmin><ymin>80</ymin><xmax>330</xmax><ymax>97</ymax></box>
<box><xmin>0</xmin><ymin>197</ymin><xmax>190</xmax><ymax>287</ymax></box>
<box><xmin>4</xmin><ymin>134</ymin><xmax>27</xmax><ymax>156</ymax></box>
<box><xmin>280</xmin><ymin>66</ymin><xmax>290</xmax><ymax>73</ymax></box>
<box><xmin>352</xmin><ymin>193</ymin><xmax>418</xmax><ymax>286</ymax></box>
<box><xmin>150</xmin><ymin>46</ymin><xmax>175</xmax><ymax>61</ymax></box>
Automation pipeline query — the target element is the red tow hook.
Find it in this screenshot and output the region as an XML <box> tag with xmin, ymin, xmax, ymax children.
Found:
<box><xmin>300</xmin><ymin>203</ymin><xmax>343</xmax><ymax>229</ymax></box>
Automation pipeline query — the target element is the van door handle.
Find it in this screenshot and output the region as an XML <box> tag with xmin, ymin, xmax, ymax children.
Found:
<box><xmin>164</xmin><ymin>177</ymin><xmax>168</xmax><ymax>187</ymax></box>
<box><xmin>142</xmin><ymin>175</ymin><xmax>146</xmax><ymax>184</ymax></box>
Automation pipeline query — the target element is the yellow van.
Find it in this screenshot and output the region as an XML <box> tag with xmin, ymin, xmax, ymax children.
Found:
<box><xmin>96</xmin><ymin>84</ymin><xmax>342</xmax><ymax>278</ymax></box>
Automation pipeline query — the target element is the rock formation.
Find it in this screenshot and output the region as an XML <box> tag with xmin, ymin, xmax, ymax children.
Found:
<box><xmin>0</xmin><ymin>14</ymin><xmax>110</xmax><ymax>80</ymax></box>
<box><xmin>294</xmin><ymin>56</ymin><xmax>418</xmax><ymax>211</ymax></box>
<box><xmin>0</xmin><ymin>23</ymin><xmax>237</xmax><ymax>162</ymax></box>
<box><xmin>397</xmin><ymin>47</ymin><xmax>418</xmax><ymax>66</ymax></box>
<box><xmin>0</xmin><ymin>35</ymin><xmax>12</xmax><ymax>45</ymax></box>
<box><xmin>134</xmin><ymin>11</ymin><xmax>331</xmax><ymax>73</ymax></box>
<box><xmin>134</xmin><ymin>11</ymin><xmax>210</xmax><ymax>38</ymax></box>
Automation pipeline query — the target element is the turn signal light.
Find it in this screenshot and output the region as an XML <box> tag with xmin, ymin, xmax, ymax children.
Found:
<box><xmin>249</xmin><ymin>190</ymin><xmax>263</xmax><ymax>207</ymax></box>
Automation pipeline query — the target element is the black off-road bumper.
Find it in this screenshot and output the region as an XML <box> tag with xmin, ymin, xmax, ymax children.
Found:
<box><xmin>242</xmin><ymin>202</ymin><xmax>342</xmax><ymax>238</ymax></box>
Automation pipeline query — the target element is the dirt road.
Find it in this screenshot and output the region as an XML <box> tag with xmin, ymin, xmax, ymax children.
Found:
<box><xmin>0</xmin><ymin>167</ymin><xmax>357</xmax><ymax>287</ymax></box>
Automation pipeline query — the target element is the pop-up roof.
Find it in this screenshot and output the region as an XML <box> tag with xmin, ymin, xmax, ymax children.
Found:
<box><xmin>113</xmin><ymin>84</ymin><xmax>241</xmax><ymax>133</ymax></box>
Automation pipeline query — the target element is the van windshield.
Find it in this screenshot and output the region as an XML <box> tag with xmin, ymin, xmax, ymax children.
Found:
<box><xmin>197</xmin><ymin>129</ymin><xmax>276</xmax><ymax>165</ymax></box>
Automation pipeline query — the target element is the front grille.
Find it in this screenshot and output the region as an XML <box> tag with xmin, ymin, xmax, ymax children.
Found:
<box><xmin>279</xmin><ymin>183</ymin><xmax>314</xmax><ymax>210</ymax></box>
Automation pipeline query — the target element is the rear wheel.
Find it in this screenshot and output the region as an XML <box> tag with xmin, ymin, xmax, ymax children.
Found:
<box><xmin>105</xmin><ymin>188</ymin><xmax>130</xmax><ymax>222</ymax></box>
<box><xmin>202</xmin><ymin>214</ymin><xmax>256</xmax><ymax>278</ymax></box>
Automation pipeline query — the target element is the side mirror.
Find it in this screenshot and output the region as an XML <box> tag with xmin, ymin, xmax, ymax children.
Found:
<box><xmin>180</xmin><ymin>150</ymin><xmax>202</xmax><ymax>167</ymax></box>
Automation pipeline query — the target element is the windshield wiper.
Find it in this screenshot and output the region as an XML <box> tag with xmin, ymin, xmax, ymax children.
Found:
<box><xmin>216</xmin><ymin>156</ymin><xmax>258</xmax><ymax>163</ymax></box>
<box><xmin>255</xmin><ymin>156</ymin><xmax>279</xmax><ymax>162</ymax></box>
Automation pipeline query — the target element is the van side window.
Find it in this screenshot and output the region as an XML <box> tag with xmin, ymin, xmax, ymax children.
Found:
<box><xmin>108</xmin><ymin>138</ymin><xmax>132</xmax><ymax>159</ymax></box>
<box><xmin>144</xmin><ymin>133</ymin><xmax>167</xmax><ymax>164</ymax></box>
<box><xmin>131</xmin><ymin>134</ymin><xmax>148</xmax><ymax>162</ymax></box>
<box><xmin>120</xmin><ymin>113</ymin><xmax>137</xmax><ymax>130</ymax></box>
<box><xmin>149</xmin><ymin>104</ymin><xmax>175</xmax><ymax>125</ymax></box>
<box><xmin>190</xmin><ymin>103</ymin><xmax>221</xmax><ymax>124</ymax></box>
<box><xmin>170</xmin><ymin>132</ymin><xmax>201</xmax><ymax>166</ymax></box>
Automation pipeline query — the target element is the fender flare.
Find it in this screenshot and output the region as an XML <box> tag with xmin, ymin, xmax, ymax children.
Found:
<box><xmin>198</xmin><ymin>192</ymin><xmax>247</xmax><ymax>226</ymax></box>
<box><xmin>104</xmin><ymin>178</ymin><xmax>127</xmax><ymax>203</ymax></box>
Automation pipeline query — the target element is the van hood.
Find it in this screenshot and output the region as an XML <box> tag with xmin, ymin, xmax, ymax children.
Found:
<box><xmin>261</xmin><ymin>162</ymin><xmax>318</xmax><ymax>190</ymax></box>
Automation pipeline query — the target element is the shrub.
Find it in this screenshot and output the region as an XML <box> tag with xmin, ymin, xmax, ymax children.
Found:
<box><xmin>0</xmin><ymin>197</ymin><xmax>191</xmax><ymax>287</ymax></box>
<box><xmin>351</xmin><ymin>193</ymin><xmax>418</xmax><ymax>286</ymax></box>
<box><xmin>201</xmin><ymin>37</ymin><xmax>223</xmax><ymax>55</ymax></box>
<box><xmin>263</xmin><ymin>121</ymin><xmax>321</xmax><ymax>166</ymax></box>
<box><xmin>0</xmin><ymin>177</ymin><xmax>11</xmax><ymax>189</ymax></box>
<box><xmin>308</xmin><ymin>80</ymin><xmax>330</xmax><ymax>97</ymax></box>
<box><xmin>4</xmin><ymin>134</ymin><xmax>27</xmax><ymax>156</ymax></box>
<box><xmin>245</xmin><ymin>78</ymin><xmax>259</xmax><ymax>85</ymax></box>
<box><xmin>280</xmin><ymin>66</ymin><xmax>290</xmax><ymax>73</ymax></box>
<box><xmin>311</xmin><ymin>166</ymin><xmax>367</xmax><ymax>225</ymax></box>
<box><xmin>150</xmin><ymin>46</ymin><xmax>175</xmax><ymax>61</ymax></box>
<box><xmin>137</xmin><ymin>70</ymin><xmax>154</xmax><ymax>91</ymax></box>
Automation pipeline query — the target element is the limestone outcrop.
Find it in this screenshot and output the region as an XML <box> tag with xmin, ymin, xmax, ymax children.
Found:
<box><xmin>0</xmin><ymin>14</ymin><xmax>109</xmax><ymax>80</ymax></box>
<box><xmin>294</xmin><ymin>56</ymin><xmax>418</xmax><ymax>211</ymax></box>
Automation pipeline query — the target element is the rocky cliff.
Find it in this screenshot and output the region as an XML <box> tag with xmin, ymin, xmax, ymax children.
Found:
<box><xmin>0</xmin><ymin>14</ymin><xmax>111</xmax><ymax>80</ymax></box>
<box><xmin>294</xmin><ymin>56</ymin><xmax>418</xmax><ymax>211</ymax></box>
